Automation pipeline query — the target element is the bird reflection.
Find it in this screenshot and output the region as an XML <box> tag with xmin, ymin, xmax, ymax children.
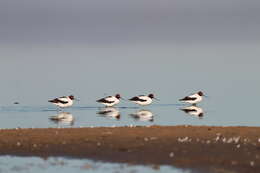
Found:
<box><xmin>129</xmin><ymin>110</ymin><xmax>154</xmax><ymax>122</ymax></box>
<box><xmin>180</xmin><ymin>106</ymin><xmax>204</xmax><ymax>118</ymax></box>
<box><xmin>97</xmin><ymin>107</ymin><xmax>120</xmax><ymax>120</ymax></box>
<box><xmin>49</xmin><ymin>112</ymin><xmax>74</xmax><ymax>126</ymax></box>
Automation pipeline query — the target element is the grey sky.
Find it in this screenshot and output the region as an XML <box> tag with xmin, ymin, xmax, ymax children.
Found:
<box><xmin>1</xmin><ymin>0</ymin><xmax>260</xmax><ymax>45</ymax></box>
<box><xmin>0</xmin><ymin>0</ymin><xmax>260</xmax><ymax>106</ymax></box>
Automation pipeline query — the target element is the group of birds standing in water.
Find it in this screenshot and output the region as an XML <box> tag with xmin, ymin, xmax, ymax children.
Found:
<box><xmin>48</xmin><ymin>91</ymin><xmax>206</xmax><ymax>125</ymax></box>
<box><xmin>49</xmin><ymin>91</ymin><xmax>204</xmax><ymax>107</ymax></box>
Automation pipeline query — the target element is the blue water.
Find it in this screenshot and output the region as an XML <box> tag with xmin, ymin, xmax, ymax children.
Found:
<box><xmin>0</xmin><ymin>99</ymin><xmax>258</xmax><ymax>129</ymax></box>
<box><xmin>0</xmin><ymin>156</ymin><xmax>189</xmax><ymax>173</ymax></box>
<box><xmin>1</xmin><ymin>43</ymin><xmax>259</xmax><ymax>173</ymax></box>
<box><xmin>0</xmin><ymin>101</ymin><xmax>248</xmax><ymax>173</ymax></box>
<box><xmin>1</xmin><ymin>1</ymin><xmax>260</xmax><ymax>172</ymax></box>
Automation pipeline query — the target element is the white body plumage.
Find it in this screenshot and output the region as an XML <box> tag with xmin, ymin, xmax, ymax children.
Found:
<box><xmin>179</xmin><ymin>91</ymin><xmax>204</xmax><ymax>105</ymax></box>
<box><xmin>129</xmin><ymin>94</ymin><xmax>156</xmax><ymax>106</ymax></box>
<box><xmin>48</xmin><ymin>95</ymin><xmax>75</xmax><ymax>108</ymax></box>
<box><xmin>97</xmin><ymin>94</ymin><xmax>121</xmax><ymax>107</ymax></box>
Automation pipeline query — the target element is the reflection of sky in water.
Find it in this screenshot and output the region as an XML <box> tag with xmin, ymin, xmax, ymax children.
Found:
<box><xmin>0</xmin><ymin>1</ymin><xmax>259</xmax><ymax>126</ymax></box>
<box><xmin>0</xmin><ymin>44</ymin><xmax>259</xmax><ymax>127</ymax></box>
<box><xmin>0</xmin><ymin>101</ymin><xmax>259</xmax><ymax>128</ymax></box>
<box><xmin>0</xmin><ymin>1</ymin><xmax>259</xmax><ymax>172</ymax></box>
<box><xmin>0</xmin><ymin>156</ymin><xmax>187</xmax><ymax>173</ymax></box>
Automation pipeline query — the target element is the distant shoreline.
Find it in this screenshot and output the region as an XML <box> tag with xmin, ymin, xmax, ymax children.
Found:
<box><xmin>0</xmin><ymin>126</ymin><xmax>259</xmax><ymax>173</ymax></box>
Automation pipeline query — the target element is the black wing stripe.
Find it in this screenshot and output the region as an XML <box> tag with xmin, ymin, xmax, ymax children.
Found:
<box><xmin>129</xmin><ymin>97</ymin><xmax>147</xmax><ymax>102</ymax></box>
<box><xmin>97</xmin><ymin>98</ymin><xmax>114</xmax><ymax>104</ymax></box>
<box><xmin>49</xmin><ymin>98</ymin><xmax>68</xmax><ymax>104</ymax></box>
<box><xmin>179</xmin><ymin>96</ymin><xmax>197</xmax><ymax>101</ymax></box>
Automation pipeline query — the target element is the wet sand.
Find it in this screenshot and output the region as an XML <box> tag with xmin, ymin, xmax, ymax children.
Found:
<box><xmin>0</xmin><ymin>126</ymin><xmax>259</xmax><ymax>173</ymax></box>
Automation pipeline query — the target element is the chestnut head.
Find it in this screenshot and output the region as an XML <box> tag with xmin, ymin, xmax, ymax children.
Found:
<box><xmin>148</xmin><ymin>94</ymin><xmax>154</xmax><ymax>99</ymax></box>
<box><xmin>115</xmin><ymin>94</ymin><xmax>121</xmax><ymax>99</ymax></box>
<box><xmin>68</xmin><ymin>95</ymin><xmax>75</xmax><ymax>100</ymax></box>
<box><xmin>198</xmin><ymin>91</ymin><xmax>204</xmax><ymax>96</ymax></box>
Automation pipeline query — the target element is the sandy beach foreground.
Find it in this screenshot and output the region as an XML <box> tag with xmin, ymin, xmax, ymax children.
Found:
<box><xmin>0</xmin><ymin>126</ymin><xmax>259</xmax><ymax>173</ymax></box>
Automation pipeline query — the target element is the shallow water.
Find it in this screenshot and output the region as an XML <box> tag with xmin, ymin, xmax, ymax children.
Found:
<box><xmin>1</xmin><ymin>44</ymin><xmax>260</xmax><ymax>128</ymax></box>
<box><xmin>0</xmin><ymin>156</ymin><xmax>189</xmax><ymax>173</ymax></box>
<box><xmin>1</xmin><ymin>1</ymin><xmax>260</xmax><ymax>172</ymax></box>
<box><xmin>0</xmin><ymin>99</ymin><xmax>259</xmax><ymax>129</ymax></box>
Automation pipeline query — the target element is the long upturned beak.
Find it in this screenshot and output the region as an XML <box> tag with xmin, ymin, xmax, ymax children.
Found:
<box><xmin>154</xmin><ymin>97</ymin><xmax>160</xmax><ymax>101</ymax></box>
<box><xmin>75</xmin><ymin>98</ymin><xmax>80</xmax><ymax>101</ymax></box>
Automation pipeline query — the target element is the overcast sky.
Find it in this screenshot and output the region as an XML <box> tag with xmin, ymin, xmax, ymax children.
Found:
<box><xmin>1</xmin><ymin>0</ymin><xmax>260</xmax><ymax>45</ymax></box>
<box><xmin>0</xmin><ymin>1</ymin><xmax>259</xmax><ymax>106</ymax></box>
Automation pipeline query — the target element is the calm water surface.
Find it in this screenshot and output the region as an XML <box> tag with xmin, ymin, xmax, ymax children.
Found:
<box><xmin>0</xmin><ymin>100</ymin><xmax>258</xmax><ymax>129</ymax></box>
<box><xmin>1</xmin><ymin>1</ymin><xmax>260</xmax><ymax>172</ymax></box>
<box><xmin>0</xmin><ymin>156</ymin><xmax>191</xmax><ymax>173</ymax></box>
<box><xmin>0</xmin><ymin>44</ymin><xmax>259</xmax><ymax>173</ymax></box>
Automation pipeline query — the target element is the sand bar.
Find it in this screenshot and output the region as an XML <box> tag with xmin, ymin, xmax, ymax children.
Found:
<box><xmin>0</xmin><ymin>126</ymin><xmax>259</xmax><ymax>173</ymax></box>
